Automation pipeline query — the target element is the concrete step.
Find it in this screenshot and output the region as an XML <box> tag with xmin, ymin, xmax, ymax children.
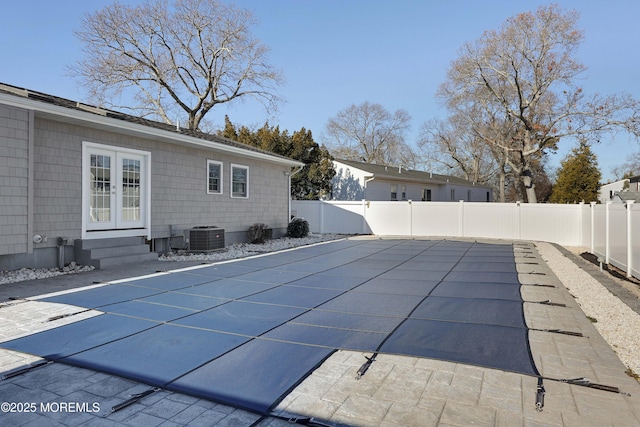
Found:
<box><xmin>84</xmin><ymin>244</ymin><xmax>151</xmax><ymax>260</ymax></box>
<box><xmin>92</xmin><ymin>252</ymin><xmax>158</xmax><ymax>269</ymax></box>
<box><xmin>75</xmin><ymin>236</ymin><xmax>143</xmax><ymax>250</ymax></box>
<box><xmin>74</xmin><ymin>237</ymin><xmax>157</xmax><ymax>269</ymax></box>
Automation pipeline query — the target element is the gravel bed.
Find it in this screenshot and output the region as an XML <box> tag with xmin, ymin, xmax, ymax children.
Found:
<box><xmin>159</xmin><ymin>233</ymin><xmax>344</xmax><ymax>262</ymax></box>
<box><xmin>537</xmin><ymin>241</ymin><xmax>640</xmax><ymax>377</ymax></box>
<box><xmin>0</xmin><ymin>262</ymin><xmax>95</xmax><ymax>286</ymax></box>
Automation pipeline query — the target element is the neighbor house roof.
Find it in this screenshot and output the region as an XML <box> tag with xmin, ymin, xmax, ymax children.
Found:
<box><xmin>613</xmin><ymin>191</ymin><xmax>640</xmax><ymax>203</ymax></box>
<box><xmin>334</xmin><ymin>159</ymin><xmax>490</xmax><ymax>187</ymax></box>
<box><xmin>0</xmin><ymin>82</ymin><xmax>303</xmax><ymax>167</ymax></box>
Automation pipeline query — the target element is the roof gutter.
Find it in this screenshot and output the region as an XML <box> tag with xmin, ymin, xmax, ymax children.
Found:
<box><xmin>0</xmin><ymin>91</ymin><xmax>304</xmax><ymax>168</ymax></box>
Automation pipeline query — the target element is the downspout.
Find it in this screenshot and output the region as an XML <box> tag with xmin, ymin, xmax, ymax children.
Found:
<box><xmin>288</xmin><ymin>166</ymin><xmax>304</xmax><ymax>221</ymax></box>
<box><xmin>363</xmin><ymin>177</ymin><xmax>375</xmax><ymax>233</ymax></box>
<box><xmin>56</xmin><ymin>237</ymin><xmax>68</xmax><ymax>269</ymax></box>
<box><xmin>364</xmin><ymin>176</ymin><xmax>375</xmax><ymax>199</ymax></box>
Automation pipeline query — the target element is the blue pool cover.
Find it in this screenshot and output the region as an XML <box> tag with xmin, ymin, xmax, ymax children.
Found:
<box><xmin>1</xmin><ymin>239</ymin><xmax>539</xmax><ymax>414</ymax></box>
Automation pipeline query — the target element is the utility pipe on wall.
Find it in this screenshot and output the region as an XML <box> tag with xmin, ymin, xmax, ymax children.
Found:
<box><xmin>56</xmin><ymin>237</ymin><xmax>67</xmax><ymax>269</ymax></box>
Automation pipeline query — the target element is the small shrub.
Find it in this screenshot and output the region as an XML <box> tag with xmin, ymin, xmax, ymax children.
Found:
<box><xmin>247</xmin><ymin>223</ymin><xmax>268</xmax><ymax>244</ymax></box>
<box><xmin>287</xmin><ymin>217</ymin><xmax>309</xmax><ymax>238</ymax></box>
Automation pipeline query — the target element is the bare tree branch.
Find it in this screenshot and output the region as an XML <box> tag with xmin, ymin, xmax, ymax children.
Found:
<box><xmin>434</xmin><ymin>4</ymin><xmax>640</xmax><ymax>202</ymax></box>
<box><xmin>70</xmin><ymin>0</ymin><xmax>283</xmax><ymax>130</ymax></box>
<box><xmin>324</xmin><ymin>102</ymin><xmax>413</xmax><ymax>166</ymax></box>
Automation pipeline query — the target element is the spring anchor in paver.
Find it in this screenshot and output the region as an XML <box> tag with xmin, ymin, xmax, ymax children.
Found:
<box><xmin>355</xmin><ymin>353</ymin><xmax>377</xmax><ymax>380</ymax></box>
<box><xmin>535</xmin><ymin>377</ymin><xmax>545</xmax><ymax>412</ymax></box>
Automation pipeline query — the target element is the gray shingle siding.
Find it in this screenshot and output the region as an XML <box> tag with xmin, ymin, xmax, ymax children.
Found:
<box><xmin>0</xmin><ymin>104</ymin><xmax>29</xmax><ymax>255</ymax></box>
<box><xmin>4</xmin><ymin>115</ymin><xmax>289</xmax><ymax>256</ymax></box>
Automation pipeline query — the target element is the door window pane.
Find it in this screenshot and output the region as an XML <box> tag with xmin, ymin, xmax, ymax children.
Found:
<box><xmin>121</xmin><ymin>158</ymin><xmax>141</xmax><ymax>221</ymax></box>
<box><xmin>90</xmin><ymin>154</ymin><xmax>111</xmax><ymax>222</ymax></box>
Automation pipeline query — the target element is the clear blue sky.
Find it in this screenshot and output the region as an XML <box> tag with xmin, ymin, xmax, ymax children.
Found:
<box><xmin>3</xmin><ymin>0</ymin><xmax>639</xmax><ymax>181</ymax></box>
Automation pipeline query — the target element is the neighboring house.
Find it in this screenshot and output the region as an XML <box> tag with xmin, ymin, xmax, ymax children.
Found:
<box><xmin>599</xmin><ymin>175</ymin><xmax>640</xmax><ymax>203</ymax></box>
<box><xmin>0</xmin><ymin>83</ymin><xmax>303</xmax><ymax>270</ymax></box>
<box><xmin>612</xmin><ymin>191</ymin><xmax>640</xmax><ymax>204</ymax></box>
<box><xmin>332</xmin><ymin>159</ymin><xmax>492</xmax><ymax>202</ymax></box>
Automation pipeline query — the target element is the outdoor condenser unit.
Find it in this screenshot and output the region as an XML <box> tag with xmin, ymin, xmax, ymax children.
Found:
<box><xmin>189</xmin><ymin>226</ymin><xmax>225</xmax><ymax>252</ymax></box>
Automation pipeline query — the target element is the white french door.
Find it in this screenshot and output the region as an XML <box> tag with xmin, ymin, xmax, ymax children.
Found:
<box><xmin>83</xmin><ymin>143</ymin><xmax>150</xmax><ymax>236</ymax></box>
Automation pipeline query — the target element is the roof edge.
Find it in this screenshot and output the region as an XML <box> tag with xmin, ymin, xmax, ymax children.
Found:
<box><xmin>0</xmin><ymin>87</ymin><xmax>303</xmax><ymax>168</ymax></box>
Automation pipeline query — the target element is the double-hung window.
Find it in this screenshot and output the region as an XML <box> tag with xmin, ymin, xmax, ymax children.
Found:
<box><xmin>231</xmin><ymin>164</ymin><xmax>249</xmax><ymax>198</ymax></box>
<box><xmin>207</xmin><ymin>160</ymin><xmax>223</xmax><ymax>194</ymax></box>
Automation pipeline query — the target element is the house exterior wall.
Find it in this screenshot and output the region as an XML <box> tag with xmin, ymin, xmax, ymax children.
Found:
<box><xmin>599</xmin><ymin>180</ymin><xmax>627</xmax><ymax>203</ymax></box>
<box><xmin>364</xmin><ymin>180</ymin><xmax>439</xmax><ymax>201</ymax></box>
<box><xmin>1</xmin><ymin>108</ymin><xmax>291</xmax><ymax>268</ymax></box>
<box><xmin>331</xmin><ymin>161</ymin><xmax>492</xmax><ymax>202</ymax></box>
<box><xmin>331</xmin><ymin>164</ymin><xmax>369</xmax><ymax>200</ymax></box>
<box><xmin>0</xmin><ymin>104</ymin><xmax>29</xmax><ymax>256</ymax></box>
<box><xmin>439</xmin><ymin>184</ymin><xmax>492</xmax><ymax>202</ymax></box>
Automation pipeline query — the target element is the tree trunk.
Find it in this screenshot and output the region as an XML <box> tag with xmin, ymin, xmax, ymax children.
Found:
<box><xmin>499</xmin><ymin>171</ymin><xmax>506</xmax><ymax>202</ymax></box>
<box><xmin>522</xmin><ymin>170</ymin><xmax>538</xmax><ymax>203</ymax></box>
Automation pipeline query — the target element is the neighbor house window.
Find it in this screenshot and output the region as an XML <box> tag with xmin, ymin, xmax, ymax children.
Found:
<box><xmin>422</xmin><ymin>188</ymin><xmax>432</xmax><ymax>201</ymax></box>
<box><xmin>390</xmin><ymin>184</ymin><xmax>397</xmax><ymax>200</ymax></box>
<box><xmin>207</xmin><ymin>160</ymin><xmax>223</xmax><ymax>194</ymax></box>
<box><xmin>450</xmin><ymin>189</ymin><xmax>456</xmax><ymax>201</ymax></box>
<box><xmin>231</xmin><ymin>164</ymin><xmax>249</xmax><ymax>198</ymax></box>
<box><xmin>401</xmin><ymin>185</ymin><xmax>406</xmax><ymax>200</ymax></box>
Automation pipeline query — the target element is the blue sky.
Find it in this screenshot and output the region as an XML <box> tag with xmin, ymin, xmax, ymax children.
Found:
<box><xmin>3</xmin><ymin>0</ymin><xmax>639</xmax><ymax>181</ymax></box>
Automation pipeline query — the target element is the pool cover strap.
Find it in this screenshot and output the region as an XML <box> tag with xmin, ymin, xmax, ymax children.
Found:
<box><xmin>355</xmin><ymin>353</ymin><xmax>377</xmax><ymax>380</ymax></box>
<box><xmin>531</xmin><ymin>328</ymin><xmax>584</xmax><ymax>337</ymax></box>
<box><xmin>110</xmin><ymin>387</ymin><xmax>161</xmax><ymax>414</ymax></box>
<box><xmin>2</xmin><ymin>360</ymin><xmax>52</xmax><ymax>380</ymax></box>
<box><xmin>536</xmin><ymin>376</ymin><xmax>632</xmax><ymax>412</ymax></box>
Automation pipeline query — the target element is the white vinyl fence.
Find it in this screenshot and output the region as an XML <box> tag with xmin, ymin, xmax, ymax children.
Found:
<box><xmin>292</xmin><ymin>200</ymin><xmax>640</xmax><ymax>279</ymax></box>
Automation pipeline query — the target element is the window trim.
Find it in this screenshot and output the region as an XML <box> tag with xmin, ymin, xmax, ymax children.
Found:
<box><xmin>207</xmin><ymin>160</ymin><xmax>223</xmax><ymax>195</ymax></box>
<box><xmin>230</xmin><ymin>163</ymin><xmax>249</xmax><ymax>199</ymax></box>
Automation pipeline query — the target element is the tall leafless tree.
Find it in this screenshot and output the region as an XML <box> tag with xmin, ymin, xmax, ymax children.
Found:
<box><xmin>436</xmin><ymin>4</ymin><xmax>640</xmax><ymax>203</ymax></box>
<box><xmin>418</xmin><ymin>110</ymin><xmax>508</xmax><ymax>201</ymax></box>
<box><xmin>325</xmin><ymin>101</ymin><xmax>413</xmax><ymax>166</ymax></box>
<box><xmin>612</xmin><ymin>150</ymin><xmax>640</xmax><ymax>180</ymax></box>
<box><xmin>71</xmin><ymin>0</ymin><xmax>283</xmax><ymax>131</ymax></box>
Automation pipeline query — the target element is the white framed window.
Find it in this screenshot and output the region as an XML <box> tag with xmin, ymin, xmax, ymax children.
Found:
<box><xmin>231</xmin><ymin>164</ymin><xmax>249</xmax><ymax>198</ymax></box>
<box><xmin>401</xmin><ymin>185</ymin><xmax>406</xmax><ymax>200</ymax></box>
<box><xmin>390</xmin><ymin>184</ymin><xmax>397</xmax><ymax>200</ymax></box>
<box><xmin>207</xmin><ymin>160</ymin><xmax>223</xmax><ymax>194</ymax></box>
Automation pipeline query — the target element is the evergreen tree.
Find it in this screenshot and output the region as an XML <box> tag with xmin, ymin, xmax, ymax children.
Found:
<box><xmin>290</xmin><ymin>128</ymin><xmax>335</xmax><ymax>200</ymax></box>
<box><xmin>221</xmin><ymin>115</ymin><xmax>238</xmax><ymax>140</ymax></box>
<box><xmin>219</xmin><ymin>119</ymin><xmax>335</xmax><ymax>200</ymax></box>
<box><xmin>550</xmin><ymin>141</ymin><xmax>602</xmax><ymax>203</ymax></box>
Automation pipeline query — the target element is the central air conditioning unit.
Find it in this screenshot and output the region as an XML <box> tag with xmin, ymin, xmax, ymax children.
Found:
<box><xmin>189</xmin><ymin>226</ymin><xmax>225</xmax><ymax>252</ymax></box>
